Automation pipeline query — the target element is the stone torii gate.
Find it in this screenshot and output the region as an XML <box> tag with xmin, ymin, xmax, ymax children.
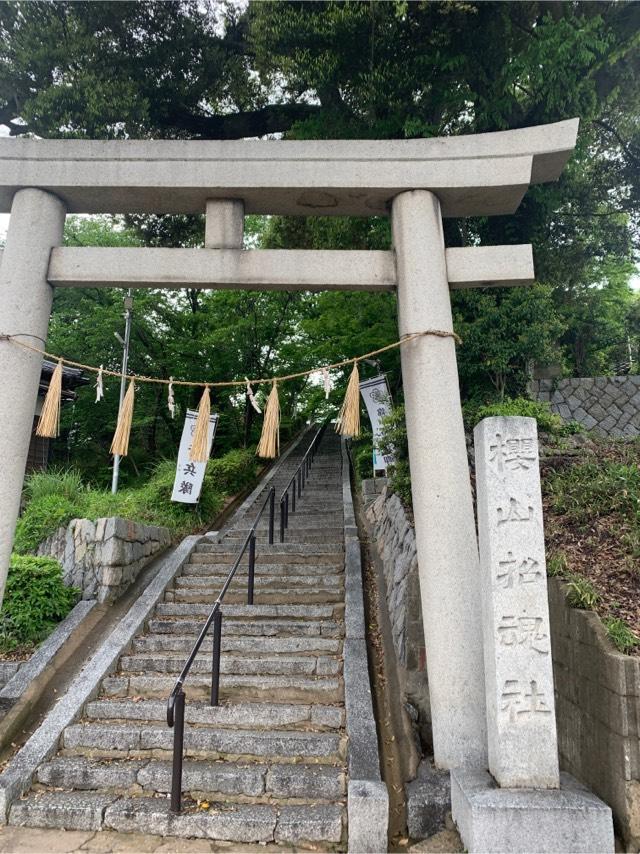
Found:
<box><xmin>0</xmin><ymin>119</ymin><xmax>578</xmax><ymax>774</ymax></box>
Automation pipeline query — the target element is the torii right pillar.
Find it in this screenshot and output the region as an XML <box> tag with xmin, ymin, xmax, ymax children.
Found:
<box><xmin>392</xmin><ymin>189</ymin><xmax>487</xmax><ymax>769</ymax></box>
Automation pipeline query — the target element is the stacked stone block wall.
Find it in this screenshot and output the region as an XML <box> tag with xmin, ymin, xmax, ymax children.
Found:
<box><xmin>363</xmin><ymin>483</ymin><xmax>430</xmax><ymax>744</ymax></box>
<box><xmin>37</xmin><ymin>517</ymin><xmax>171</xmax><ymax>604</ymax></box>
<box><xmin>532</xmin><ymin>376</ymin><xmax>640</xmax><ymax>436</ymax></box>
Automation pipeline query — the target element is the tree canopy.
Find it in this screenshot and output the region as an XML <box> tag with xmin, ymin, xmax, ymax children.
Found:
<box><xmin>1</xmin><ymin>0</ymin><xmax>638</xmax><ymax>478</ymax></box>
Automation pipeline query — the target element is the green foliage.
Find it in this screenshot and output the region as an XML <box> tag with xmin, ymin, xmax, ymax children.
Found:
<box><xmin>23</xmin><ymin>467</ymin><xmax>83</xmax><ymax>504</ymax></box>
<box><xmin>379</xmin><ymin>405</ymin><xmax>412</xmax><ymax>509</ymax></box>
<box><xmin>351</xmin><ymin>432</ymin><xmax>374</xmax><ymax>482</ymax></box>
<box><xmin>14</xmin><ymin>449</ymin><xmax>258</xmax><ymax>553</ymax></box>
<box><xmin>546</xmin><ymin>455</ymin><xmax>640</xmax><ymax>530</ymax></box>
<box><xmin>206</xmin><ymin>448</ymin><xmax>259</xmax><ymax>495</ymax></box>
<box><xmin>466</xmin><ymin>397</ymin><xmax>575</xmax><ymax>436</ymax></box>
<box><xmin>603</xmin><ymin>617</ymin><xmax>640</xmax><ymax>655</ymax></box>
<box><xmin>0</xmin><ymin>555</ymin><xmax>78</xmax><ymax>652</ymax></box>
<box><xmin>546</xmin><ymin>552</ymin><xmax>569</xmax><ymax>578</ymax></box>
<box><xmin>13</xmin><ymin>494</ymin><xmax>78</xmax><ymax>554</ymax></box>
<box><xmin>1</xmin><ymin>2</ymin><xmax>639</xmax><ymax>480</ymax></box>
<box><xmin>564</xmin><ymin>574</ymin><xmax>600</xmax><ymax>611</ymax></box>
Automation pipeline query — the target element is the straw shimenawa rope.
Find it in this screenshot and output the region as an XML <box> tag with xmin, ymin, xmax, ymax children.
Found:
<box><xmin>36</xmin><ymin>359</ymin><xmax>63</xmax><ymax>438</ymax></box>
<box><xmin>110</xmin><ymin>378</ymin><xmax>135</xmax><ymax>457</ymax></box>
<box><xmin>256</xmin><ymin>381</ymin><xmax>280</xmax><ymax>459</ymax></box>
<box><xmin>190</xmin><ymin>386</ymin><xmax>211</xmax><ymax>463</ymax></box>
<box><xmin>0</xmin><ymin>329</ymin><xmax>461</xmax><ymax>390</ymax></box>
<box><xmin>335</xmin><ymin>362</ymin><xmax>361</xmax><ymax>438</ymax></box>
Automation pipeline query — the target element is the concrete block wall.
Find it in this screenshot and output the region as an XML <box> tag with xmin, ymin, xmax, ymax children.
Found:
<box><xmin>37</xmin><ymin>517</ymin><xmax>171</xmax><ymax>603</ymax></box>
<box><xmin>548</xmin><ymin>578</ymin><xmax>640</xmax><ymax>849</ymax></box>
<box><xmin>532</xmin><ymin>376</ymin><xmax>640</xmax><ymax>436</ymax></box>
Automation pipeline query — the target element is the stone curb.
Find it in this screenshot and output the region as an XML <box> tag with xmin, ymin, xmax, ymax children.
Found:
<box><xmin>0</xmin><ymin>535</ymin><xmax>199</xmax><ymax>823</ymax></box>
<box><xmin>340</xmin><ymin>438</ymin><xmax>389</xmax><ymax>853</ymax></box>
<box><xmin>0</xmin><ymin>600</ymin><xmax>96</xmax><ymax>702</ymax></box>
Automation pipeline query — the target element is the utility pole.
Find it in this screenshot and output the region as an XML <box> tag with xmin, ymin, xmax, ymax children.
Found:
<box><xmin>111</xmin><ymin>289</ymin><xmax>133</xmax><ymax>494</ymax></box>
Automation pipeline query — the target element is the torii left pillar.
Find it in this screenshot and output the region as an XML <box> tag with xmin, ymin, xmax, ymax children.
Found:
<box><xmin>0</xmin><ymin>189</ymin><xmax>66</xmax><ymax>601</ymax></box>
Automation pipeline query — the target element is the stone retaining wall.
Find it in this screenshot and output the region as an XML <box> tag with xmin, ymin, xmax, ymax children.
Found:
<box><xmin>549</xmin><ymin>578</ymin><xmax>640</xmax><ymax>848</ymax></box>
<box><xmin>37</xmin><ymin>517</ymin><xmax>171</xmax><ymax>603</ymax></box>
<box><xmin>532</xmin><ymin>376</ymin><xmax>640</xmax><ymax>436</ymax></box>
<box><xmin>364</xmin><ymin>481</ymin><xmax>640</xmax><ymax>847</ymax></box>
<box><xmin>363</xmin><ymin>482</ymin><xmax>431</xmax><ymax>745</ymax></box>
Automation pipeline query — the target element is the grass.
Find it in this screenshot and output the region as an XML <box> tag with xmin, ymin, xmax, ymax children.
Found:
<box><xmin>564</xmin><ymin>574</ymin><xmax>601</xmax><ymax>610</ymax></box>
<box><xmin>14</xmin><ymin>448</ymin><xmax>259</xmax><ymax>554</ymax></box>
<box><xmin>542</xmin><ymin>437</ymin><xmax>640</xmax><ymax>654</ymax></box>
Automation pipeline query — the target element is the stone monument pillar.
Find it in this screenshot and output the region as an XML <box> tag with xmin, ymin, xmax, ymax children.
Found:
<box><xmin>0</xmin><ymin>189</ymin><xmax>66</xmax><ymax>602</ymax></box>
<box><xmin>391</xmin><ymin>189</ymin><xmax>487</xmax><ymax>769</ymax></box>
<box><xmin>450</xmin><ymin>415</ymin><xmax>614</xmax><ymax>853</ymax></box>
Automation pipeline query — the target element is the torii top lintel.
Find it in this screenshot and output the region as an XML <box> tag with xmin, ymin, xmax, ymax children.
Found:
<box><xmin>0</xmin><ymin>118</ymin><xmax>578</xmax><ymax>219</ymax></box>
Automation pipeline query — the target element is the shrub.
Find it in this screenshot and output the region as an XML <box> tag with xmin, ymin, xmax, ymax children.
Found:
<box><xmin>603</xmin><ymin>617</ymin><xmax>640</xmax><ymax>654</ymax></box>
<box><xmin>0</xmin><ymin>555</ymin><xmax>78</xmax><ymax>652</ymax></box>
<box><xmin>466</xmin><ymin>397</ymin><xmax>573</xmax><ymax>436</ymax></box>
<box><xmin>13</xmin><ymin>494</ymin><xmax>77</xmax><ymax>554</ymax></box>
<box><xmin>206</xmin><ymin>449</ymin><xmax>257</xmax><ymax>494</ymax></box>
<box><xmin>351</xmin><ymin>431</ymin><xmax>374</xmax><ymax>481</ymax></box>
<box><xmin>379</xmin><ymin>405</ymin><xmax>412</xmax><ymax>508</ymax></box>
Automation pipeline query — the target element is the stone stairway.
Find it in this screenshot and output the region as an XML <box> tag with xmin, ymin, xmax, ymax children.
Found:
<box><xmin>9</xmin><ymin>431</ymin><xmax>350</xmax><ymax>848</ymax></box>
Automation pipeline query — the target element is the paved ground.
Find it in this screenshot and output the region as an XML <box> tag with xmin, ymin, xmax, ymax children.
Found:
<box><xmin>0</xmin><ymin>826</ymin><xmax>298</xmax><ymax>853</ymax></box>
<box><xmin>0</xmin><ymin>825</ymin><xmax>464</xmax><ymax>853</ymax></box>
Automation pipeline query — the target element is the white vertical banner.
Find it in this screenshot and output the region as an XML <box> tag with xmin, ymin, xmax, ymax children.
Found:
<box><xmin>359</xmin><ymin>375</ymin><xmax>395</xmax><ymax>474</ymax></box>
<box><xmin>171</xmin><ymin>408</ymin><xmax>219</xmax><ymax>504</ymax></box>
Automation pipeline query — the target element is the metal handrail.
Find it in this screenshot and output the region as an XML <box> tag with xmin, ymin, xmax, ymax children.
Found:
<box><xmin>166</xmin><ymin>483</ymin><xmax>276</xmax><ymax>812</ymax></box>
<box><xmin>279</xmin><ymin>423</ymin><xmax>326</xmax><ymax>542</ymax></box>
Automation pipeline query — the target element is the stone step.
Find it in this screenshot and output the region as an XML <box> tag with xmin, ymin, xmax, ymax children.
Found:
<box><xmin>119</xmin><ymin>653</ymin><xmax>342</xmax><ymax>678</ymax></box>
<box><xmin>101</xmin><ymin>672</ymin><xmax>344</xmax><ymax>703</ymax></box>
<box><xmin>9</xmin><ymin>793</ymin><xmax>344</xmax><ymax>843</ymax></box>
<box><xmin>134</xmin><ymin>633</ymin><xmax>342</xmax><ymax>656</ymax></box>
<box><xmin>147</xmin><ymin>617</ymin><xmax>343</xmax><ymax>637</ymax></box>
<box><xmin>221</xmin><ymin>528</ymin><xmax>344</xmax><ymax>553</ymax></box>
<box><xmin>181</xmin><ymin>562</ymin><xmax>343</xmax><ymax>577</ymax></box>
<box><xmin>223</xmin><ymin>531</ymin><xmax>343</xmax><ymax>544</ymax></box>
<box><xmin>169</xmin><ymin>588</ymin><xmax>343</xmax><ymax>606</ymax></box>
<box><xmin>155</xmin><ymin>602</ymin><xmax>337</xmax><ymax>618</ymax></box>
<box><xmin>62</xmin><ymin>722</ymin><xmax>346</xmax><ymax>762</ymax></box>
<box><xmin>37</xmin><ymin>755</ymin><xmax>346</xmax><ymax>801</ymax></box>
<box><xmin>191</xmin><ymin>549</ymin><xmax>342</xmax><ymax>566</ymax></box>
<box><xmin>84</xmin><ymin>699</ymin><xmax>344</xmax><ymax>730</ymax></box>
<box><xmin>175</xmin><ymin>573</ymin><xmax>343</xmax><ymax>589</ymax></box>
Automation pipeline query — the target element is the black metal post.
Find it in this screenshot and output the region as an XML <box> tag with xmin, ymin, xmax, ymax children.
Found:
<box><xmin>284</xmin><ymin>491</ymin><xmax>289</xmax><ymax>528</ymax></box>
<box><xmin>280</xmin><ymin>498</ymin><xmax>285</xmax><ymax>543</ymax></box>
<box><xmin>170</xmin><ymin>690</ymin><xmax>186</xmax><ymax>813</ymax></box>
<box><xmin>291</xmin><ymin>481</ymin><xmax>296</xmax><ymax>513</ymax></box>
<box><xmin>248</xmin><ymin>533</ymin><xmax>255</xmax><ymax>605</ymax></box>
<box><xmin>297</xmin><ymin>469</ymin><xmax>302</xmax><ymax>498</ymax></box>
<box><xmin>210</xmin><ymin>609</ymin><xmax>222</xmax><ymax>706</ymax></box>
<box><xmin>268</xmin><ymin>488</ymin><xmax>275</xmax><ymax>545</ymax></box>
<box><xmin>301</xmin><ymin>460</ymin><xmax>305</xmax><ymax>489</ymax></box>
